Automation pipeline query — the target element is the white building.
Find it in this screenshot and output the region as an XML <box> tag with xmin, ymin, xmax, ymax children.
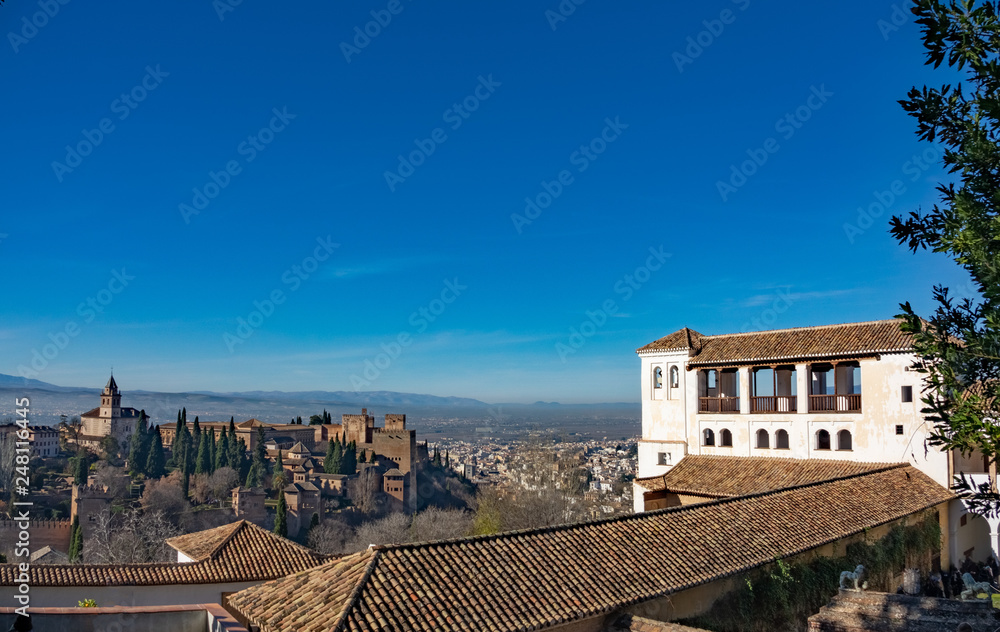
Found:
<box><xmin>634</xmin><ymin>319</ymin><xmax>994</xmax><ymax>567</ymax></box>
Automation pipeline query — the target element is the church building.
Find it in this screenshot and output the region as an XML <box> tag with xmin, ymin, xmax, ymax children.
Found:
<box><xmin>75</xmin><ymin>374</ymin><xmax>142</xmax><ymax>450</ymax></box>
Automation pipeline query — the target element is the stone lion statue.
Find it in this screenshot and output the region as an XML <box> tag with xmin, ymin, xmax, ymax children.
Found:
<box><xmin>960</xmin><ymin>572</ymin><xmax>994</xmax><ymax>600</ymax></box>
<box><xmin>839</xmin><ymin>564</ymin><xmax>865</xmax><ymax>591</ymax></box>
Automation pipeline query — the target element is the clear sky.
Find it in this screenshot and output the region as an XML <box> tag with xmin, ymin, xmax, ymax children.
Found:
<box><xmin>0</xmin><ymin>0</ymin><xmax>970</xmax><ymax>403</ymax></box>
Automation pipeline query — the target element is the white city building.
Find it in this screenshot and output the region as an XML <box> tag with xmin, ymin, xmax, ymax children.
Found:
<box><xmin>634</xmin><ymin>319</ymin><xmax>994</xmax><ymax>566</ymax></box>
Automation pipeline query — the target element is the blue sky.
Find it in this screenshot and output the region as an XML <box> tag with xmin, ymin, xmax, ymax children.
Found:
<box><xmin>0</xmin><ymin>0</ymin><xmax>970</xmax><ymax>403</ymax></box>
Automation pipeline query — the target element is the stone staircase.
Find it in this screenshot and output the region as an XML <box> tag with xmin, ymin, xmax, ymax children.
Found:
<box><xmin>808</xmin><ymin>590</ymin><xmax>998</xmax><ymax>631</ymax></box>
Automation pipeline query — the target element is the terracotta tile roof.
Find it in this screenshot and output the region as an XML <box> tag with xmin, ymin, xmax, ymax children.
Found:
<box><xmin>637</xmin><ymin>319</ymin><xmax>913</xmax><ymax>365</ymax></box>
<box><xmin>227</xmin><ymin>466</ymin><xmax>951</xmax><ymax>632</ymax></box>
<box><xmin>165</xmin><ymin>520</ymin><xmax>244</xmax><ymax>561</ymax></box>
<box><xmin>80</xmin><ymin>407</ymin><xmax>101</xmax><ymax>418</ymax></box>
<box><xmin>0</xmin><ymin>520</ymin><xmax>329</xmax><ymax>587</ymax></box>
<box><xmin>634</xmin><ymin>455</ymin><xmax>902</xmax><ymax>496</ymax></box>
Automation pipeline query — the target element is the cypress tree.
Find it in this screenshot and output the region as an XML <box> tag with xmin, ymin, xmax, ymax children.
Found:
<box><xmin>128</xmin><ymin>410</ymin><xmax>149</xmax><ymax>477</ymax></box>
<box><xmin>445</xmin><ymin>450</ymin><xmax>450</xmax><ymax>468</ymax></box>
<box><xmin>215</xmin><ymin>430</ymin><xmax>230</xmax><ymax>471</ymax></box>
<box><xmin>145</xmin><ymin>427</ymin><xmax>166</xmax><ymax>479</ymax></box>
<box><xmin>273</xmin><ymin>449</ymin><xmax>286</xmax><ymax>488</ymax></box>
<box><xmin>245</xmin><ymin>460</ymin><xmax>262</xmax><ymax>488</ymax></box>
<box><xmin>274</xmin><ymin>488</ymin><xmax>287</xmax><ymax>538</ymax></box>
<box><xmin>181</xmin><ymin>408</ymin><xmax>187</xmax><ymax>425</ymax></box>
<box><xmin>208</xmin><ymin>429</ymin><xmax>216</xmax><ymax>474</ymax></box>
<box><xmin>309</xmin><ymin>512</ymin><xmax>320</xmax><ymax>531</ymax></box>
<box><xmin>73</xmin><ymin>454</ymin><xmax>88</xmax><ymax>486</ymax></box>
<box><xmin>68</xmin><ymin>516</ymin><xmax>82</xmax><ymax>562</ymax></box>
<box><xmin>340</xmin><ymin>441</ymin><xmax>357</xmax><ymax>476</ymax></box>
<box><xmin>192</xmin><ymin>417</ymin><xmax>201</xmax><ymax>447</ymax></box>
<box><xmin>253</xmin><ymin>427</ymin><xmax>266</xmax><ymax>465</ymax></box>
<box><xmin>195</xmin><ymin>432</ymin><xmax>211</xmax><ymax>475</ymax></box>
<box><xmin>235</xmin><ymin>437</ymin><xmax>249</xmax><ymax>479</ymax></box>
<box><xmin>358</xmin><ymin>449</ymin><xmax>366</xmax><ymax>463</ymax></box>
<box><xmin>325</xmin><ymin>437</ymin><xmax>342</xmax><ymax>474</ymax></box>
<box><xmin>228</xmin><ymin>424</ymin><xmax>241</xmax><ymax>472</ymax></box>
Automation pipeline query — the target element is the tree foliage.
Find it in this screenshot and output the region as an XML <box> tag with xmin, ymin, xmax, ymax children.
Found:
<box><xmin>274</xmin><ymin>488</ymin><xmax>288</xmax><ymax>538</ymax></box>
<box><xmin>889</xmin><ymin>0</ymin><xmax>1000</xmax><ymax>514</ymax></box>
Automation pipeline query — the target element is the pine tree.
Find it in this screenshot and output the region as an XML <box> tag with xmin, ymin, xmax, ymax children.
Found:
<box><xmin>68</xmin><ymin>516</ymin><xmax>82</xmax><ymax>562</ymax></box>
<box><xmin>215</xmin><ymin>430</ymin><xmax>230</xmax><ymax>471</ymax></box>
<box><xmin>145</xmin><ymin>427</ymin><xmax>166</xmax><ymax>479</ymax></box>
<box><xmin>274</xmin><ymin>488</ymin><xmax>288</xmax><ymax>538</ymax></box>
<box><xmin>195</xmin><ymin>432</ymin><xmax>211</xmax><ymax>475</ymax></box>
<box><xmin>128</xmin><ymin>410</ymin><xmax>150</xmax><ymax>477</ymax></box>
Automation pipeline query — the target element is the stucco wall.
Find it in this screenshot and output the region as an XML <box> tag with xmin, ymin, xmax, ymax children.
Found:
<box><xmin>22</xmin><ymin>581</ymin><xmax>262</xmax><ymax>608</ymax></box>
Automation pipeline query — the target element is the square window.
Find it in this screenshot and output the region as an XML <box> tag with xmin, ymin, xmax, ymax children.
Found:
<box><xmin>902</xmin><ymin>385</ymin><xmax>913</xmax><ymax>403</ymax></box>
<box><xmin>961</xmin><ymin>514</ymin><xmax>968</xmax><ymax>527</ymax></box>
<box><xmin>896</xmin><ymin>425</ymin><xmax>904</xmax><ymax>435</ymax></box>
<box><xmin>657</xmin><ymin>452</ymin><xmax>670</xmax><ymax>466</ymax></box>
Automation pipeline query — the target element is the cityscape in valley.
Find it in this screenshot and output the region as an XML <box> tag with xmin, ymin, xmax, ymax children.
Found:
<box><xmin>4</xmin><ymin>1</ymin><xmax>1000</xmax><ymax>631</ymax></box>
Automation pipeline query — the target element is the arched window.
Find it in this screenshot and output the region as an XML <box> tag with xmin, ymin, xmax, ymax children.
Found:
<box><xmin>837</xmin><ymin>430</ymin><xmax>852</xmax><ymax>451</ymax></box>
<box><xmin>756</xmin><ymin>429</ymin><xmax>769</xmax><ymax>449</ymax></box>
<box><xmin>720</xmin><ymin>429</ymin><xmax>733</xmax><ymax>447</ymax></box>
<box><xmin>703</xmin><ymin>428</ymin><xmax>715</xmax><ymax>446</ymax></box>
<box><xmin>775</xmin><ymin>429</ymin><xmax>789</xmax><ymax>449</ymax></box>
<box><xmin>816</xmin><ymin>429</ymin><xmax>831</xmax><ymax>450</ymax></box>
<box><xmin>653</xmin><ymin>367</ymin><xmax>663</xmax><ymax>390</ymax></box>
<box><xmin>669</xmin><ymin>366</ymin><xmax>679</xmax><ymax>388</ymax></box>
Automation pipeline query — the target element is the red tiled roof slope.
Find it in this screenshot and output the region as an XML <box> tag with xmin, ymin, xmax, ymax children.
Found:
<box><xmin>227</xmin><ymin>466</ymin><xmax>952</xmax><ymax>632</ymax></box>
<box><xmin>0</xmin><ymin>520</ymin><xmax>330</xmax><ymax>587</ymax></box>
<box><xmin>166</xmin><ymin>520</ymin><xmax>244</xmax><ymax>561</ymax></box>
<box><xmin>634</xmin><ymin>455</ymin><xmax>902</xmax><ymax>496</ymax></box>
<box><xmin>636</xmin><ymin>320</ymin><xmax>912</xmax><ymax>365</ymax></box>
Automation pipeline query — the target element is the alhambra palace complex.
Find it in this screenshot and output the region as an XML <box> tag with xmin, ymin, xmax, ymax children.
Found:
<box><xmin>2</xmin><ymin>319</ymin><xmax>997</xmax><ymax>631</ymax></box>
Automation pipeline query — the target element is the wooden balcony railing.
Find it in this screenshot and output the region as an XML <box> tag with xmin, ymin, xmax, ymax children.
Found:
<box><xmin>808</xmin><ymin>394</ymin><xmax>861</xmax><ymax>413</ymax></box>
<box><xmin>699</xmin><ymin>396</ymin><xmax>740</xmax><ymax>413</ymax></box>
<box><xmin>750</xmin><ymin>395</ymin><xmax>797</xmax><ymax>413</ymax></box>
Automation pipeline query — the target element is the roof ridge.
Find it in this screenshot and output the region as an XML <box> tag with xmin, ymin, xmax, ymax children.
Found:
<box><xmin>375</xmin><ymin>463</ymin><xmax>922</xmax><ymax>553</ymax></box>
<box><xmin>695</xmin><ymin>319</ymin><xmax>902</xmax><ymax>341</ymax></box>
<box><xmin>331</xmin><ymin>549</ymin><xmax>381</xmax><ymax>632</ymax></box>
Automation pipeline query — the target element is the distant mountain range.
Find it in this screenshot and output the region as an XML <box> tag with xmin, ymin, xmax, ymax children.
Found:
<box><xmin>0</xmin><ymin>374</ymin><xmax>640</xmax><ymax>436</ymax></box>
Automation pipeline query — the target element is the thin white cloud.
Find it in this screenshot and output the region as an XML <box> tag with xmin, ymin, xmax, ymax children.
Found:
<box><xmin>740</xmin><ymin>288</ymin><xmax>857</xmax><ymax>308</ymax></box>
